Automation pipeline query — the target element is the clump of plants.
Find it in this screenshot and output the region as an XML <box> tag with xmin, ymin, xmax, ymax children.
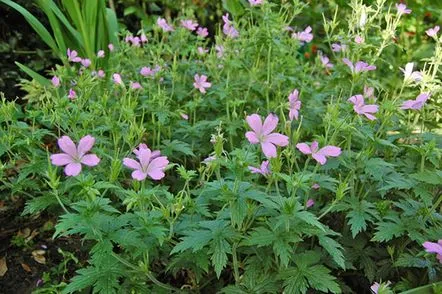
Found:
<box><xmin>1</xmin><ymin>0</ymin><xmax>442</xmax><ymax>293</ymax></box>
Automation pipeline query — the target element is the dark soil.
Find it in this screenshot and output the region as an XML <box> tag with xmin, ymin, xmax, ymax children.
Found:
<box><xmin>0</xmin><ymin>198</ymin><xmax>87</xmax><ymax>294</ymax></box>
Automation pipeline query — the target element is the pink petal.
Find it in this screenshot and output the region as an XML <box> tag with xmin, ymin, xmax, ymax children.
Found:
<box><xmin>363</xmin><ymin>112</ymin><xmax>377</xmax><ymax>121</ymax></box>
<box><xmin>312</xmin><ymin>153</ymin><xmax>327</xmax><ymax>165</ymax></box>
<box><xmin>123</xmin><ymin>158</ymin><xmax>141</xmax><ymax>170</ymax></box>
<box><xmin>50</xmin><ymin>153</ymin><xmax>74</xmax><ymax>166</ymax></box>
<box><xmin>342</xmin><ymin>58</ymin><xmax>353</xmax><ymax>70</ymax></box>
<box><xmin>138</xmin><ymin>148</ymin><xmax>152</xmax><ymax>169</ymax></box>
<box><xmin>245</xmin><ymin>131</ymin><xmax>259</xmax><ymax>144</ymax></box>
<box><xmin>81</xmin><ymin>154</ymin><xmax>100</xmax><ymax>166</ymax></box>
<box><xmin>296</xmin><ymin>143</ymin><xmax>312</xmax><ymax>155</ymax></box>
<box><xmin>64</xmin><ymin>162</ymin><xmax>82</xmax><ymax>176</ymax></box>
<box><xmin>77</xmin><ymin>135</ymin><xmax>95</xmax><ymax>157</ymax></box>
<box><xmin>311</xmin><ymin>141</ymin><xmax>319</xmax><ymax>152</ymax></box>
<box><xmin>361</xmin><ymin>104</ymin><xmax>379</xmax><ymax>113</ymax></box>
<box><xmin>58</xmin><ymin>136</ymin><xmax>77</xmax><ymax>157</ymax></box>
<box><xmin>262</xmin><ymin>113</ymin><xmax>278</xmax><ymax>135</ymax></box>
<box><xmin>147</xmin><ymin>156</ymin><xmax>168</xmax><ymax>180</ymax></box>
<box><xmin>400</xmin><ymin>100</ymin><xmax>415</xmax><ymax>110</ymax></box>
<box><xmin>261</xmin><ymin>142</ymin><xmax>277</xmax><ymax>158</ymax></box>
<box><xmin>264</xmin><ymin>133</ymin><xmax>289</xmax><ymax>147</ymax></box>
<box><xmin>246</xmin><ymin>114</ymin><xmax>263</xmax><ymax>134</ymax></box>
<box><xmin>423</xmin><ymin>241</ymin><xmax>442</xmax><ymax>254</ymax></box>
<box><xmin>317</xmin><ymin>146</ymin><xmax>341</xmax><ymax>157</ymax></box>
<box><xmin>248</xmin><ymin>166</ymin><xmax>262</xmax><ymax>174</ymax></box>
<box><xmin>348</xmin><ymin>95</ymin><xmax>364</xmax><ymax>106</ymax></box>
<box><xmin>132</xmin><ymin>170</ymin><xmax>147</xmax><ymax>181</ymax></box>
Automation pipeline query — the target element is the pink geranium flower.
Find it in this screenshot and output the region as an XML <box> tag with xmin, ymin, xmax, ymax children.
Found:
<box><xmin>348</xmin><ymin>94</ymin><xmax>379</xmax><ymax>120</ymax></box>
<box><xmin>196</xmin><ymin>27</ymin><xmax>209</xmax><ymax>38</ymax></box>
<box><xmin>67</xmin><ymin>48</ymin><xmax>81</xmax><ymax>62</ymax></box>
<box><xmin>193</xmin><ymin>74</ymin><xmax>212</xmax><ymax>93</ymax></box>
<box><xmin>97</xmin><ymin>50</ymin><xmax>105</xmax><ymax>58</ymax></box>
<box><xmin>400</xmin><ymin>92</ymin><xmax>431</xmax><ymax>110</ymax></box>
<box><xmin>319</xmin><ymin>53</ymin><xmax>333</xmax><ymax>68</ymax></box>
<box><xmin>108</xmin><ymin>43</ymin><xmax>114</xmax><ymax>51</ymax></box>
<box><xmin>296</xmin><ymin>141</ymin><xmax>341</xmax><ymax>165</ymax></box>
<box><xmin>288</xmin><ymin>89</ymin><xmax>301</xmax><ymax>121</ymax></box>
<box><xmin>157</xmin><ymin>17</ymin><xmax>174</xmax><ymax>32</ymax></box>
<box><xmin>113</xmin><ymin>73</ymin><xmax>123</xmax><ymax>85</ymax></box>
<box><xmin>123</xmin><ymin>144</ymin><xmax>168</xmax><ymax>181</ymax></box>
<box><xmin>181</xmin><ymin>19</ymin><xmax>198</xmax><ymax>31</ymax></box>
<box><xmin>81</xmin><ymin>58</ymin><xmax>91</xmax><ymax>68</ymax></box>
<box><xmin>50</xmin><ymin>135</ymin><xmax>100</xmax><ymax>176</ymax></box>
<box><xmin>68</xmin><ymin>88</ymin><xmax>77</xmax><ymax>99</ymax></box>
<box><xmin>354</xmin><ymin>35</ymin><xmax>364</xmax><ymax>44</ymax></box>
<box><xmin>248</xmin><ymin>160</ymin><xmax>270</xmax><ymax>176</ymax></box>
<box><xmin>396</xmin><ymin>3</ymin><xmax>411</xmax><ymax>15</ymax></box>
<box><xmin>140</xmin><ymin>66</ymin><xmax>155</xmax><ymax>77</ymax></box>
<box><xmin>423</xmin><ymin>240</ymin><xmax>442</xmax><ymax>263</ymax></box>
<box><xmin>245</xmin><ymin>113</ymin><xmax>289</xmax><ymax>158</ymax></box>
<box><xmin>306</xmin><ymin>199</ymin><xmax>315</xmax><ymax>208</ymax></box>
<box><xmin>180</xmin><ymin>113</ymin><xmax>189</xmax><ymax>120</ymax></box>
<box><xmin>364</xmin><ymin>85</ymin><xmax>375</xmax><ymax>100</ymax></box>
<box><xmin>197</xmin><ymin>47</ymin><xmax>209</xmax><ymax>55</ymax></box>
<box><xmin>216</xmin><ymin>45</ymin><xmax>225</xmax><ymax>58</ymax></box>
<box><xmin>331</xmin><ymin>43</ymin><xmax>346</xmax><ymax>52</ymax></box>
<box><xmin>342</xmin><ymin>58</ymin><xmax>376</xmax><ymax>74</ymax></box>
<box><xmin>312</xmin><ymin>183</ymin><xmax>320</xmax><ymax>190</ymax></box>
<box><xmin>51</xmin><ymin>76</ymin><xmax>60</xmax><ymax>87</ymax></box>
<box><xmin>222</xmin><ymin>13</ymin><xmax>239</xmax><ymax>38</ymax></box>
<box><xmin>140</xmin><ymin>33</ymin><xmax>148</xmax><ymax>43</ymax></box>
<box><xmin>130</xmin><ymin>82</ymin><xmax>142</xmax><ymax>89</ymax></box>
<box><xmin>292</xmin><ymin>26</ymin><xmax>313</xmax><ymax>43</ymax></box>
<box><xmin>97</xmin><ymin>70</ymin><xmax>105</xmax><ymax>78</ymax></box>
<box><xmin>400</xmin><ymin>62</ymin><xmax>423</xmax><ymax>83</ymax></box>
<box><xmin>249</xmin><ymin>0</ymin><xmax>263</xmax><ymax>6</ymax></box>
<box><xmin>131</xmin><ymin>36</ymin><xmax>141</xmax><ymax>47</ymax></box>
<box><xmin>426</xmin><ymin>26</ymin><xmax>440</xmax><ymax>38</ymax></box>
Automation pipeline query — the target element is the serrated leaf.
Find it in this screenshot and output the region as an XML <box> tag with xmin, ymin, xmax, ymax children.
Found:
<box><xmin>318</xmin><ymin>235</ymin><xmax>346</xmax><ymax>269</ymax></box>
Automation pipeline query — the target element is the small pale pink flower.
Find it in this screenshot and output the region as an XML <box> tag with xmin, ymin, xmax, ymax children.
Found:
<box><xmin>97</xmin><ymin>70</ymin><xmax>105</xmax><ymax>78</ymax></box>
<box><xmin>203</xmin><ymin>156</ymin><xmax>216</xmax><ymax>164</ymax></box>
<box><xmin>123</xmin><ymin>145</ymin><xmax>168</xmax><ymax>181</ymax></box>
<box><xmin>81</xmin><ymin>58</ymin><xmax>91</xmax><ymax>68</ymax></box>
<box><xmin>131</xmin><ymin>82</ymin><xmax>142</xmax><ymax>89</ymax></box>
<box><xmin>113</xmin><ymin>73</ymin><xmax>123</xmax><ymax>85</ymax></box>
<box><xmin>342</xmin><ymin>58</ymin><xmax>376</xmax><ymax>74</ymax></box>
<box><xmin>319</xmin><ymin>53</ymin><xmax>333</xmax><ymax>68</ymax></box>
<box><xmin>140</xmin><ymin>66</ymin><xmax>155</xmax><ymax>76</ymax></box>
<box><xmin>354</xmin><ymin>35</ymin><xmax>364</xmax><ymax>44</ymax></box>
<box><xmin>248</xmin><ymin>160</ymin><xmax>270</xmax><ymax>176</ymax></box>
<box><xmin>216</xmin><ymin>45</ymin><xmax>225</xmax><ymax>58</ymax></box>
<box><xmin>426</xmin><ymin>26</ymin><xmax>440</xmax><ymax>38</ymax></box>
<box><xmin>51</xmin><ymin>76</ymin><xmax>60</xmax><ymax>87</ymax></box>
<box><xmin>197</xmin><ymin>47</ymin><xmax>209</xmax><ymax>55</ymax></box>
<box><xmin>193</xmin><ymin>74</ymin><xmax>212</xmax><ymax>93</ymax></box>
<box><xmin>371</xmin><ymin>281</ymin><xmax>392</xmax><ymax>294</ymax></box>
<box><xmin>108</xmin><ymin>43</ymin><xmax>114</xmax><ymax>51</ymax></box>
<box><xmin>67</xmin><ymin>48</ymin><xmax>81</xmax><ymax>62</ymax></box>
<box><xmin>222</xmin><ymin>14</ymin><xmax>239</xmax><ymax>38</ymax></box>
<box><xmin>331</xmin><ymin>43</ymin><xmax>346</xmax><ymax>52</ymax></box>
<box><xmin>131</xmin><ymin>36</ymin><xmax>141</xmax><ymax>47</ymax></box>
<box><xmin>68</xmin><ymin>88</ymin><xmax>77</xmax><ymax>100</ymax></box>
<box><xmin>140</xmin><ymin>33</ymin><xmax>148</xmax><ymax>43</ymax></box>
<box><xmin>395</xmin><ymin>3</ymin><xmax>411</xmax><ymax>15</ymax></box>
<box><xmin>296</xmin><ymin>141</ymin><xmax>341</xmax><ymax>165</ymax></box>
<box><xmin>180</xmin><ymin>113</ymin><xmax>189</xmax><ymax>120</ymax></box>
<box><xmin>245</xmin><ymin>113</ymin><xmax>289</xmax><ymax>158</ymax></box>
<box><xmin>50</xmin><ymin>135</ymin><xmax>100</xmax><ymax>176</ymax></box>
<box><xmin>306</xmin><ymin>199</ymin><xmax>315</xmax><ymax>208</ymax></box>
<box><xmin>423</xmin><ymin>240</ymin><xmax>442</xmax><ymax>264</ymax></box>
<box><xmin>157</xmin><ymin>17</ymin><xmax>174</xmax><ymax>32</ymax></box>
<box><xmin>97</xmin><ymin>50</ymin><xmax>105</xmax><ymax>58</ymax></box>
<box><xmin>288</xmin><ymin>89</ymin><xmax>301</xmax><ymax>121</ymax></box>
<box><xmin>249</xmin><ymin>0</ymin><xmax>263</xmax><ymax>6</ymax></box>
<box><xmin>125</xmin><ymin>35</ymin><xmax>133</xmax><ymax>43</ymax></box>
<box><xmin>364</xmin><ymin>85</ymin><xmax>375</xmax><ymax>100</ymax></box>
<box><xmin>400</xmin><ymin>62</ymin><xmax>423</xmax><ymax>83</ymax></box>
<box><xmin>400</xmin><ymin>92</ymin><xmax>431</xmax><ymax>110</ymax></box>
<box><xmin>181</xmin><ymin>19</ymin><xmax>198</xmax><ymax>31</ymax></box>
<box><xmin>292</xmin><ymin>26</ymin><xmax>313</xmax><ymax>43</ymax></box>
<box><xmin>348</xmin><ymin>94</ymin><xmax>379</xmax><ymax>120</ymax></box>
<box><xmin>196</xmin><ymin>27</ymin><xmax>209</xmax><ymax>38</ymax></box>
<box><xmin>312</xmin><ymin>183</ymin><xmax>320</xmax><ymax>190</ymax></box>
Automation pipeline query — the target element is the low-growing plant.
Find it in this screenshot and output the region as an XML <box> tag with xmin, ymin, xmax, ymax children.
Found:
<box><xmin>2</xmin><ymin>0</ymin><xmax>442</xmax><ymax>293</ymax></box>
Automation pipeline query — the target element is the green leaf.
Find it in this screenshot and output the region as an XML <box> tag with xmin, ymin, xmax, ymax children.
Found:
<box><xmin>244</xmin><ymin>227</ymin><xmax>274</xmax><ymax>247</ymax></box>
<box><xmin>170</xmin><ymin>229</ymin><xmax>212</xmax><ymax>254</ymax></box>
<box><xmin>346</xmin><ymin>200</ymin><xmax>378</xmax><ymax>238</ymax></box>
<box><xmin>15</xmin><ymin>62</ymin><xmax>50</xmax><ymax>86</ymax></box>
<box><xmin>318</xmin><ymin>235</ymin><xmax>346</xmax><ymax>269</ymax></box>
<box><xmin>410</xmin><ymin>170</ymin><xmax>442</xmax><ymax>185</ymax></box>
<box><xmin>296</xmin><ymin>211</ymin><xmax>325</xmax><ymax>231</ymax></box>
<box><xmin>372</xmin><ymin>216</ymin><xmax>406</xmax><ymax>242</ymax></box>
<box><xmin>211</xmin><ymin>236</ymin><xmax>231</xmax><ymax>278</ymax></box>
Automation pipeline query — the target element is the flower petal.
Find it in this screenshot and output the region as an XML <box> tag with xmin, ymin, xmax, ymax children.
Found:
<box><xmin>261</xmin><ymin>142</ymin><xmax>277</xmax><ymax>158</ymax></box>
<box><xmin>132</xmin><ymin>170</ymin><xmax>147</xmax><ymax>181</ymax></box>
<box><xmin>81</xmin><ymin>154</ymin><xmax>100</xmax><ymax>166</ymax></box>
<box><xmin>123</xmin><ymin>158</ymin><xmax>141</xmax><ymax>170</ymax></box>
<box><xmin>317</xmin><ymin>146</ymin><xmax>341</xmax><ymax>157</ymax></box>
<box><xmin>58</xmin><ymin>136</ymin><xmax>77</xmax><ymax>157</ymax></box>
<box><xmin>245</xmin><ymin>131</ymin><xmax>260</xmax><ymax>144</ymax></box>
<box><xmin>246</xmin><ymin>114</ymin><xmax>262</xmax><ymax>134</ymax></box>
<box><xmin>262</xmin><ymin>113</ymin><xmax>278</xmax><ymax>135</ymax></box>
<box><xmin>50</xmin><ymin>153</ymin><xmax>73</xmax><ymax>166</ymax></box>
<box><xmin>264</xmin><ymin>133</ymin><xmax>289</xmax><ymax>147</ymax></box>
<box><xmin>64</xmin><ymin>162</ymin><xmax>82</xmax><ymax>176</ymax></box>
<box><xmin>423</xmin><ymin>241</ymin><xmax>442</xmax><ymax>254</ymax></box>
<box><xmin>312</xmin><ymin>153</ymin><xmax>327</xmax><ymax>165</ymax></box>
<box><xmin>138</xmin><ymin>148</ymin><xmax>152</xmax><ymax>169</ymax></box>
<box><xmin>77</xmin><ymin>135</ymin><xmax>95</xmax><ymax>157</ymax></box>
<box><xmin>296</xmin><ymin>143</ymin><xmax>312</xmax><ymax>155</ymax></box>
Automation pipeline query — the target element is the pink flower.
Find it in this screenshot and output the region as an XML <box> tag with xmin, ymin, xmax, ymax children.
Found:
<box><xmin>396</xmin><ymin>3</ymin><xmax>411</xmax><ymax>15</ymax></box>
<box><xmin>67</xmin><ymin>48</ymin><xmax>81</xmax><ymax>62</ymax></box>
<box><xmin>197</xmin><ymin>47</ymin><xmax>208</xmax><ymax>55</ymax></box>
<box><xmin>113</xmin><ymin>73</ymin><xmax>123</xmax><ymax>85</ymax></box>
<box><xmin>133</xmin><ymin>143</ymin><xmax>161</xmax><ymax>158</ymax></box>
<box><xmin>81</xmin><ymin>58</ymin><xmax>91</xmax><ymax>68</ymax></box>
<box><xmin>423</xmin><ymin>240</ymin><xmax>442</xmax><ymax>264</ymax></box>
<box><xmin>248</xmin><ymin>160</ymin><xmax>270</xmax><ymax>176</ymax></box>
<box><xmin>181</xmin><ymin>19</ymin><xmax>198</xmax><ymax>31</ymax></box>
<box><xmin>216</xmin><ymin>45</ymin><xmax>225</xmax><ymax>58</ymax></box>
<box><xmin>108</xmin><ymin>43</ymin><xmax>114</xmax><ymax>51</ymax></box>
<box><xmin>342</xmin><ymin>58</ymin><xmax>376</xmax><ymax>74</ymax></box>
<box><xmin>400</xmin><ymin>92</ymin><xmax>431</xmax><ymax>110</ymax></box>
<box><xmin>140</xmin><ymin>66</ymin><xmax>155</xmax><ymax>76</ymax></box>
<box><xmin>319</xmin><ymin>53</ymin><xmax>333</xmax><ymax>68</ymax></box>
<box><xmin>312</xmin><ymin>183</ymin><xmax>320</xmax><ymax>190</ymax></box>
<box><xmin>193</xmin><ymin>74</ymin><xmax>212</xmax><ymax>93</ymax></box>
<box><xmin>180</xmin><ymin>113</ymin><xmax>189</xmax><ymax>120</ymax></box>
<box><xmin>288</xmin><ymin>89</ymin><xmax>301</xmax><ymax>121</ymax></box>
<box><xmin>296</xmin><ymin>141</ymin><xmax>341</xmax><ymax>165</ymax></box>
<box><xmin>132</xmin><ymin>36</ymin><xmax>142</xmax><ymax>46</ymax></box>
<box><xmin>203</xmin><ymin>156</ymin><xmax>216</xmax><ymax>164</ymax></box>
<box><xmin>130</xmin><ymin>82</ymin><xmax>142</xmax><ymax>89</ymax></box>
<box><xmin>140</xmin><ymin>33</ymin><xmax>148</xmax><ymax>43</ymax></box>
<box><xmin>354</xmin><ymin>35</ymin><xmax>364</xmax><ymax>44</ymax></box>
<box><xmin>348</xmin><ymin>95</ymin><xmax>379</xmax><ymax>120</ymax></box>
<box><xmin>97</xmin><ymin>70</ymin><xmax>105</xmax><ymax>78</ymax></box>
<box><xmin>400</xmin><ymin>62</ymin><xmax>423</xmax><ymax>83</ymax></box>
<box><xmin>245</xmin><ymin>113</ymin><xmax>289</xmax><ymax>158</ymax></box>
<box><xmin>196</xmin><ymin>27</ymin><xmax>209</xmax><ymax>38</ymax></box>
<box><xmin>426</xmin><ymin>26</ymin><xmax>440</xmax><ymax>38</ymax></box>
<box><xmin>51</xmin><ymin>76</ymin><xmax>60</xmax><ymax>87</ymax></box>
<box><xmin>50</xmin><ymin>135</ymin><xmax>100</xmax><ymax>176</ymax></box>
<box><xmin>371</xmin><ymin>281</ymin><xmax>392</xmax><ymax>294</ymax></box>
<box><xmin>123</xmin><ymin>145</ymin><xmax>168</xmax><ymax>181</ymax></box>
<box><xmin>331</xmin><ymin>43</ymin><xmax>346</xmax><ymax>52</ymax></box>
<box><xmin>157</xmin><ymin>17</ymin><xmax>174</xmax><ymax>32</ymax></box>
<box><xmin>292</xmin><ymin>26</ymin><xmax>313</xmax><ymax>43</ymax></box>
<box><xmin>364</xmin><ymin>85</ymin><xmax>375</xmax><ymax>100</ymax></box>
<box><xmin>249</xmin><ymin>0</ymin><xmax>263</xmax><ymax>6</ymax></box>
<box><xmin>222</xmin><ymin>14</ymin><xmax>239</xmax><ymax>38</ymax></box>
<box><xmin>97</xmin><ymin>50</ymin><xmax>105</xmax><ymax>58</ymax></box>
<box><xmin>68</xmin><ymin>88</ymin><xmax>77</xmax><ymax>99</ymax></box>
<box><xmin>306</xmin><ymin>199</ymin><xmax>315</xmax><ymax>208</ymax></box>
